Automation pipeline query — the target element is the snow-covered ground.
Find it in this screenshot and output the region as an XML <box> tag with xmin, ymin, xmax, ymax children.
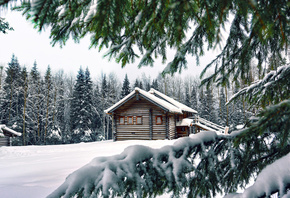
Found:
<box><xmin>0</xmin><ymin>140</ymin><xmax>178</xmax><ymax>198</ymax></box>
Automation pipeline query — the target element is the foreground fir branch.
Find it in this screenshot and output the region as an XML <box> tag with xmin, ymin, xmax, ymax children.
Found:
<box><xmin>47</xmin><ymin>132</ymin><xmax>229</xmax><ymax>198</ymax></box>
<box><xmin>48</xmin><ymin>123</ymin><xmax>289</xmax><ymax>198</ymax></box>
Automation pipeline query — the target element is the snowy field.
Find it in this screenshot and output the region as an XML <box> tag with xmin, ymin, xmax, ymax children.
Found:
<box><xmin>0</xmin><ymin>139</ymin><xmax>178</xmax><ymax>198</ymax></box>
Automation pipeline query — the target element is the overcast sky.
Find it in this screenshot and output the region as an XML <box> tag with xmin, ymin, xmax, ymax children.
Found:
<box><xmin>0</xmin><ymin>10</ymin><xmax>219</xmax><ymax>82</ymax></box>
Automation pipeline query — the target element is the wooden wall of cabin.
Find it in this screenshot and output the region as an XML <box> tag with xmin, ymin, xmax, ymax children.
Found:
<box><xmin>113</xmin><ymin>96</ymin><xmax>169</xmax><ymax>141</ymax></box>
<box><xmin>0</xmin><ymin>137</ymin><xmax>10</xmax><ymax>146</ymax></box>
<box><xmin>169</xmin><ymin>116</ymin><xmax>176</xmax><ymax>139</ymax></box>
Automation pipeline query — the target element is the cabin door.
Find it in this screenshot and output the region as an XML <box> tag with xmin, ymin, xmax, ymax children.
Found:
<box><xmin>176</xmin><ymin>126</ymin><xmax>189</xmax><ymax>138</ymax></box>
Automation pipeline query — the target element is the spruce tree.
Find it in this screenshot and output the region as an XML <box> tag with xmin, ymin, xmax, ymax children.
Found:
<box><xmin>151</xmin><ymin>79</ymin><xmax>159</xmax><ymax>91</ymax></box>
<box><xmin>184</xmin><ymin>87</ymin><xmax>191</xmax><ymax>107</ymax></box>
<box><xmin>83</xmin><ymin>67</ymin><xmax>94</xmax><ymax>141</ymax></box>
<box><xmin>20</xmin><ymin>66</ymin><xmax>28</xmax><ymax>145</ymax></box>
<box><xmin>92</xmin><ymin>84</ymin><xmax>102</xmax><ymax>140</ymax></box>
<box><xmin>190</xmin><ymin>85</ymin><xmax>198</xmax><ymax>112</ymax></box>
<box><xmin>1</xmin><ymin>55</ymin><xmax>24</xmax><ymax>136</ymax></box>
<box><xmin>121</xmin><ymin>74</ymin><xmax>131</xmax><ymax>98</ymax></box>
<box><xmin>44</xmin><ymin>66</ymin><xmax>53</xmax><ymax>144</ymax></box>
<box><xmin>133</xmin><ymin>78</ymin><xmax>139</xmax><ymax>89</ymax></box>
<box><xmin>70</xmin><ymin>67</ymin><xmax>86</xmax><ymax>142</ymax></box>
<box><xmin>0</xmin><ymin>17</ymin><xmax>13</xmax><ymax>34</ymax></box>
<box><xmin>26</xmin><ymin>61</ymin><xmax>43</xmax><ymax>144</ymax></box>
<box><xmin>51</xmin><ymin>70</ymin><xmax>65</xmax><ymax>144</ymax></box>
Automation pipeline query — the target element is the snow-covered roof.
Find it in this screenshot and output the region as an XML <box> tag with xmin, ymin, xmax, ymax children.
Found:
<box><xmin>149</xmin><ymin>88</ymin><xmax>198</xmax><ymax>114</ymax></box>
<box><xmin>0</xmin><ymin>125</ymin><xmax>22</xmax><ymax>137</ymax></box>
<box><xmin>105</xmin><ymin>87</ymin><xmax>183</xmax><ymax>114</ymax></box>
<box><xmin>176</xmin><ymin>118</ymin><xmax>193</xmax><ymax>127</ymax></box>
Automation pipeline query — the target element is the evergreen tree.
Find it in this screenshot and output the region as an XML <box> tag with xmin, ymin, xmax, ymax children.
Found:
<box><xmin>121</xmin><ymin>74</ymin><xmax>130</xmax><ymax>98</ymax></box>
<box><xmin>133</xmin><ymin>78</ymin><xmax>139</xmax><ymax>89</ymax></box>
<box><xmin>217</xmin><ymin>87</ymin><xmax>227</xmax><ymax>126</ymax></box>
<box><xmin>44</xmin><ymin>66</ymin><xmax>53</xmax><ymax>144</ymax></box>
<box><xmin>20</xmin><ymin>66</ymin><xmax>28</xmax><ymax>145</ymax></box>
<box><xmin>92</xmin><ymin>84</ymin><xmax>102</xmax><ymax>140</ymax></box>
<box><xmin>198</xmin><ymin>88</ymin><xmax>206</xmax><ymax>119</ymax></box>
<box><xmin>0</xmin><ymin>65</ymin><xmax>3</xmax><ymax>89</ymax></box>
<box><xmin>1</xmin><ymin>54</ymin><xmax>22</xmax><ymax>125</ymax></box>
<box><xmin>83</xmin><ymin>67</ymin><xmax>94</xmax><ymax>140</ymax></box>
<box><xmin>145</xmin><ymin>82</ymin><xmax>150</xmax><ymax>91</ymax></box>
<box><xmin>100</xmin><ymin>74</ymin><xmax>111</xmax><ymax>139</ymax></box>
<box><xmin>50</xmin><ymin>70</ymin><xmax>65</xmax><ymax>144</ymax></box>
<box><xmin>184</xmin><ymin>87</ymin><xmax>190</xmax><ymax>107</ymax></box>
<box><xmin>151</xmin><ymin>79</ymin><xmax>158</xmax><ymax>91</ymax></box>
<box><xmin>70</xmin><ymin>67</ymin><xmax>89</xmax><ymax>142</ymax></box>
<box><xmin>190</xmin><ymin>85</ymin><xmax>198</xmax><ymax>112</ymax></box>
<box><xmin>0</xmin><ymin>17</ymin><xmax>13</xmax><ymax>34</ymax></box>
<box><xmin>0</xmin><ymin>65</ymin><xmax>4</xmax><ymax>122</ymax></box>
<box><xmin>26</xmin><ymin>61</ymin><xmax>43</xmax><ymax>144</ymax></box>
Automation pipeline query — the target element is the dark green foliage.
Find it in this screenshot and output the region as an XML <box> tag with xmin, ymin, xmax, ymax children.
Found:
<box><xmin>70</xmin><ymin>67</ymin><xmax>94</xmax><ymax>142</ymax></box>
<box><xmin>0</xmin><ymin>17</ymin><xmax>13</xmax><ymax>34</ymax></box>
<box><xmin>133</xmin><ymin>78</ymin><xmax>143</xmax><ymax>89</ymax></box>
<box><xmin>184</xmin><ymin>87</ymin><xmax>190</xmax><ymax>108</ymax></box>
<box><xmin>151</xmin><ymin>79</ymin><xmax>159</xmax><ymax>91</ymax></box>
<box><xmin>26</xmin><ymin>62</ymin><xmax>44</xmax><ymax>145</ymax></box>
<box><xmin>121</xmin><ymin>74</ymin><xmax>131</xmax><ymax>98</ymax></box>
<box><xmin>6</xmin><ymin>0</ymin><xmax>287</xmax><ymax>77</ymax></box>
<box><xmin>1</xmin><ymin>54</ymin><xmax>22</xmax><ymax>125</ymax></box>
<box><xmin>190</xmin><ymin>85</ymin><xmax>198</xmax><ymax>111</ymax></box>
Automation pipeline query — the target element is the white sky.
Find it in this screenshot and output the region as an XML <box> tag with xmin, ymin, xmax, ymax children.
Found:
<box><xmin>0</xmin><ymin>10</ymin><xmax>219</xmax><ymax>82</ymax></box>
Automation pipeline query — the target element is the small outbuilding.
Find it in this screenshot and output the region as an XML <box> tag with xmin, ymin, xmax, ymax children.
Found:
<box><xmin>0</xmin><ymin>125</ymin><xmax>22</xmax><ymax>146</ymax></box>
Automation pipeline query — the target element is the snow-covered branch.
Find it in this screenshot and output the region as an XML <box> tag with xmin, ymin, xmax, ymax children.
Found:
<box><xmin>225</xmin><ymin>153</ymin><xmax>290</xmax><ymax>198</ymax></box>
<box><xmin>48</xmin><ymin>131</ymin><xmax>231</xmax><ymax>197</ymax></box>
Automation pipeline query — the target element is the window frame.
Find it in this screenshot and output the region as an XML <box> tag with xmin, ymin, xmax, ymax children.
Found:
<box><xmin>127</xmin><ymin>116</ymin><xmax>134</xmax><ymax>125</ymax></box>
<box><xmin>119</xmin><ymin>116</ymin><xmax>125</xmax><ymax>125</ymax></box>
<box><xmin>136</xmin><ymin>116</ymin><xmax>143</xmax><ymax>125</ymax></box>
<box><xmin>156</xmin><ymin>115</ymin><xmax>163</xmax><ymax>125</ymax></box>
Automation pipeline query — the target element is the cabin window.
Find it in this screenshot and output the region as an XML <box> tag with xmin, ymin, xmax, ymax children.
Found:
<box><xmin>156</xmin><ymin>116</ymin><xmax>162</xmax><ymax>125</ymax></box>
<box><xmin>127</xmin><ymin>116</ymin><xmax>134</xmax><ymax>125</ymax></box>
<box><xmin>136</xmin><ymin>116</ymin><xmax>142</xmax><ymax>125</ymax></box>
<box><xmin>119</xmin><ymin>116</ymin><xmax>125</xmax><ymax>125</ymax></box>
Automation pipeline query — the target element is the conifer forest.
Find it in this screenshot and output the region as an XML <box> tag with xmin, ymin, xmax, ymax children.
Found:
<box><xmin>1</xmin><ymin>54</ymin><xmax>253</xmax><ymax>146</ymax></box>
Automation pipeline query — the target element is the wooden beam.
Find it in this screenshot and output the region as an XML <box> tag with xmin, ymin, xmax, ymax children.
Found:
<box><xmin>165</xmin><ymin>112</ymin><xmax>169</xmax><ymax>139</ymax></box>
<box><xmin>149</xmin><ymin>108</ymin><xmax>153</xmax><ymax>140</ymax></box>
<box><xmin>112</xmin><ymin>113</ymin><xmax>117</xmax><ymax>141</ymax></box>
<box><xmin>174</xmin><ymin>114</ymin><xmax>177</xmax><ymax>139</ymax></box>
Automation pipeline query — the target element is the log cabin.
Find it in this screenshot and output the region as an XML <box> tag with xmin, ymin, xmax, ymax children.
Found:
<box><xmin>105</xmin><ymin>87</ymin><xmax>198</xmax><ymax>141</ymax></box>
<box><xmin>0</xmin><ymin>125</ymin><xmax>22</xmax><ymax>146</ymax></box>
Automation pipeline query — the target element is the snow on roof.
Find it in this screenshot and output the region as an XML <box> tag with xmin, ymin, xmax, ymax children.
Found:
<box><xmin>194</xmin><ymin>122</ymin><xmax>217</xmax><ymax>131</ymax></box>
<box><xmin>105</xmin><ymin>87</ymin><xmax>182</xmax><ymax>114</ymax></box>
<box><xmin>176</xmin><ymin>118</ymin><xmax>193</xmax><ymax>127</ymax></box>
<box><xmin>0</xmin><ymin>125</ymin><xmax>22</xmax><ymax>137</ymax></box>
<box><xmin>149</xmin><ymin>88</ymin><xmax>198</xmax><ymax>114</ymax></box>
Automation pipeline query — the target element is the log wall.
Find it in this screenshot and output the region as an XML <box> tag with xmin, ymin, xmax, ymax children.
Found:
<box><xmin>0</xmin><ymin>137</ymin><xmax>9</xmax><ymax>146</ymax></box>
